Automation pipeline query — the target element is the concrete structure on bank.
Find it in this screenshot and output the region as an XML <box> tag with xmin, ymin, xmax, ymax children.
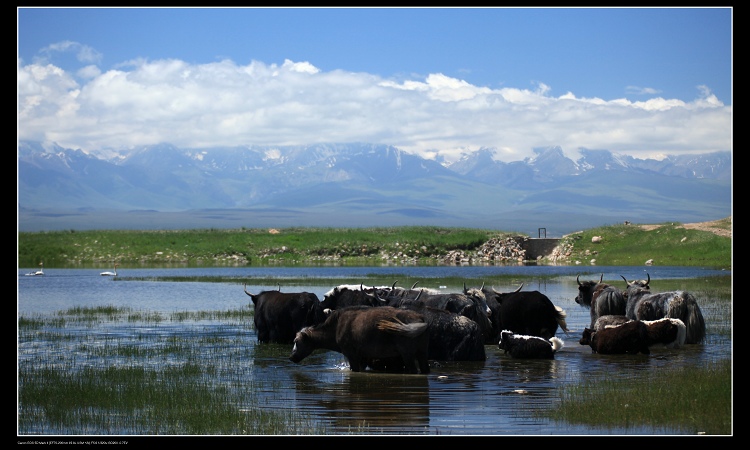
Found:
<box><xmin>521</xmin><ymin>238</ymin><xmax>561</xmax><ymax>260</ymax></box>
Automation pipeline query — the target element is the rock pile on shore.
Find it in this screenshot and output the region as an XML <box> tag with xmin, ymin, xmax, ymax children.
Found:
<box><xmin>440</xmin><ymin>236</ymin><xmax>527</xmax><ymax>265</ymax></box>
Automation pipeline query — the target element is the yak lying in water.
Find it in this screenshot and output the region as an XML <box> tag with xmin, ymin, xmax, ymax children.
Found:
<box><xmin>498</xmin><ymin>330</ymin><xmax>564</xmax><ymax>359</ymax></box>
<box><xmin>581</xmin><ymin>320</ymin><xmax>651</xmax><ymax>355</ymax></box>
<box><xmin>581</xmin><ymin>316</ymin><xmax>686</xmax><ymax>350</ymax></box>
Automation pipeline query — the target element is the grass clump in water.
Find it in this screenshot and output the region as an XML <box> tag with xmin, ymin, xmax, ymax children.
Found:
<box><xmin>18</xmin><ymin>363</ymin><xmax>323</xmax><ymax>435</ymax></box>
<box><xmin>544</xmin><ymin>359</ymin><xmax>732</xmax><ymax>435</ymax></box>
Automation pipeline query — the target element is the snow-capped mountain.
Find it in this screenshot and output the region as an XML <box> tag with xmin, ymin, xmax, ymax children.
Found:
<box><xmin>17</xmin><ymin>141</ymin><xmax>731</xmax><ymax>235</ymax></box>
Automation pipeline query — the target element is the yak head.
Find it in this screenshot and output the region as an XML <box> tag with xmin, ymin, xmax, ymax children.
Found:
<box><xmin>498</xmin><ymin>330</ymin><xmax>516</xmax><ymax>352</ymax></box>
<box><xmin>579</xmin><ymin>327</ymin><xmax>595</xmax><ymax>345</ymax></box>
<box><xmin>574</xmin><ymin>274</ymin><xmax>603</xmax><ymax>307</ymax></box>
<box><xmin>621</xmin><ymin>273</ymin><xmax>650</xmax><ymax>290</ymax></box>
<box><xmin>290</xmin><ymin>328</ymin><xmax>316</xmax><ymax>364</ymax></box>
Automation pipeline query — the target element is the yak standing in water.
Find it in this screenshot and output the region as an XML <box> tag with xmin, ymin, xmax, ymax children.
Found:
<box><xmin>398</xmin><ymin>301</ymin><xmax>486</xmax><ymax>362</ymax></box>
<box><xmin>290</xmin><ymin>306</ymin><xmax>431</xmax><ymax>374</ymax></box>
<box><xmin>484</xmin><ymin>284</ymin><xmax>569</xmax><ymax>341</ymax></box>
<box><xmin>621</xmin><ymin>273</ymin><xmax>706</xmax><ymax>344</ymax></box>
<box><xmin>380</xmin><ymin>285</ymin><xmax>494</xmax><ymax>343</ymax></box>
<box><xmin>320</xmin><ymin>284</ymin><xmax>387</xmax><ymax>311</ymax></box>
<box><xmin>244</xmin><ymin>284</ymin><xmax>326</xmax><ymax>344</ymax></box>
<box><xmin>575</xmin><ymin>274</ymin><xmax>628</xmax><ymax>329</ymax></box>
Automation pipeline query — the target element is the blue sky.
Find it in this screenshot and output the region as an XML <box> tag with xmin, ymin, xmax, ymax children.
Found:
<box><xmin>17</xmin><ymin>7</ymin><xmax>732</xmax><ymax>163</ymax></box>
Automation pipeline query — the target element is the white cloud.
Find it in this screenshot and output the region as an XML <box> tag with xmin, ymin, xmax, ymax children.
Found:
<box><xmin>17</xmin><ymin>57</ymin><xmax>731</xmax><ymax>164</ymax></box>
<box><xmin>626</xmin><ymin>85</ymin><xmax>662</xmax><ymax>96</ymax></box>
<box><xmin>281</xmin><ymin>59</ymin><xmax>320</xmax><ymax>74</ymax></box>
<box><xmin>76</xmin><ymin>65</ymin><xmax>101</xmax><ymax>79</ymax></box>
<box><xmin>36</xmin><ymin>40</ymin><xmax>103</xmax><ymax>66</ymax></box>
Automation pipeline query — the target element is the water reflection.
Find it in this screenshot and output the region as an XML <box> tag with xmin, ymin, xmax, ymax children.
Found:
<box><xmin>249</xmin><ymin>342</ymin><xmax>294</xmax><ymax>368</ymax></box>
<box><xmin>496</xmin><ymin>357</ymin><xmax>563</xmax><ymax>387</ymax></box>
<box><xmin>291</xmin><ymin>370</ymin><xmax>431</xmax><ymax>432</ymax></box>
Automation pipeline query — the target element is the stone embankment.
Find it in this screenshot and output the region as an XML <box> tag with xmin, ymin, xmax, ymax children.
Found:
<box><xmin>545</xmin><ymin>239</ymin><xmax>576</xmax><ymax>264</ymax></box>
<box><xmin>440</xmin><ymin>236</ymin><xmax>528</xmax><ymax>265</ymax></box>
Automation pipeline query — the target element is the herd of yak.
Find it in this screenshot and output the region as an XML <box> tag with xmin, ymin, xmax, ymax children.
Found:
<box><xmin>242</xmin><ymin>273</ymin><xmax>706</xmax><ymax>374</ymax></box>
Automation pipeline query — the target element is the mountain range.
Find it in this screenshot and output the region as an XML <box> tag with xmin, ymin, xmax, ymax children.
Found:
<box><xmin>17</xmin><ymin>140</ymin><xmax>731</xmax><ymax>236</ymax></box>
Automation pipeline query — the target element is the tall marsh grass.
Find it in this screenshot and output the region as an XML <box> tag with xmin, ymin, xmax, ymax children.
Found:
<box><xmin>19</xmin><ymin>363</ymin><xmax>322</xmax><ymax>435</ymax></box>
<box><xmin>541</xmin><ymin>275</ymin><xmax>733</xmax><ymax>435</ymax></box>
<box><xmin>18</xmin><ymin>306</ymin><xmax>322</xmax><ymax>435</ymax></box>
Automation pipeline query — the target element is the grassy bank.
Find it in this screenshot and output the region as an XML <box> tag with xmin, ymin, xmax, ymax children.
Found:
<box><xmin>18</xmin><ymin>219</ymin><xmax>732</xmax><ymax>269</ymax></box>
<box><xmin>17</xmin><ymin>226</ymin><xmax>500</xmax><ymax>268</ymax></box>
<box><xmin>557</xmin><ymin>219</ymin><xmax>731</xmax><ymax>267</ymax></box>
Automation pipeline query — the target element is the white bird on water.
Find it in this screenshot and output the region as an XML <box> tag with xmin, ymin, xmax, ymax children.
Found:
<box><xmin>100</xmin><ymin>263</ymin><xmax>119</xmax><ymax>277</ymax></box>
<box><xmin>25</xmin><ymin>262</ymin><xmax>44</xmax><ymax>276</ymax></box>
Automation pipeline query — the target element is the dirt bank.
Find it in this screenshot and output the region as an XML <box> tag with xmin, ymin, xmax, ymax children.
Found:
<box><xmin>639</xmin><ymin>217</ymin><xmax>732</xmax><ymax>238</ymax></box>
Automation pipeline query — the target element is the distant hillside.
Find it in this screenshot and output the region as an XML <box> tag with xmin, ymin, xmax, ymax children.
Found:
<box><xmin>17</xmin><ymin>141</ymin><xmax>731</xmax><ymax>236</ymax></box>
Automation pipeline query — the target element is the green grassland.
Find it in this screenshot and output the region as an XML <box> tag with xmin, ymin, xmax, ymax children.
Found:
<box><xmin>555</xmin><ymin>218</ymin><xmax>731</xmax><ymax>268</ymax></box>
<box><xmin>18</xmin><ymin>218</ymin><xmax>731</xmax><ymax>269</ymax></box>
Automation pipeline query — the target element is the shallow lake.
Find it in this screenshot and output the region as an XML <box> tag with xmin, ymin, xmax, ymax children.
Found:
<box><xmin>17</xmin><ymin>265</ymin><xmax>732</xmax><ymax>435</ymax></box>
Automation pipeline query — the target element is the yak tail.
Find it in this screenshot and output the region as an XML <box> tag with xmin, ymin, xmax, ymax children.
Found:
<box><xmin>666</xmin><ymin>292</ymin><xmax>706</xmax><ymax>344</ymax></box>
<box><xmin>377</xmin><ymin>318</ymin><xmax>428</xmax><ymax>337</ymax></box>
<box><xmin>549</xmin><ymin>336</ymin><xmax>565</xmax><ymax>352</ymax></box>
<box><xmin>554</xmin><ymin>305</ymin><xmax>570</xmax><ymax>334</ymax></box>
<box><xmin>670</xmin><ymin>319</ymin><xmax>687</xmax><ymax>348</ymax></box>
<box><xmin>684</xmin><ymin>294</ymin><xmax>706</xmax><ymax>345</ymax></box>
<box><xmin>666</xmin><ymin>294</ymin><xmax>688</xmax><ymax>321</ymax></box>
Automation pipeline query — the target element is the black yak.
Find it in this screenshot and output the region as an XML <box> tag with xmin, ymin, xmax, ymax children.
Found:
<box><xmin>244</xmin><ymin>284</ymin><xmax>326</xmax><ymax>344</ymax></box>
